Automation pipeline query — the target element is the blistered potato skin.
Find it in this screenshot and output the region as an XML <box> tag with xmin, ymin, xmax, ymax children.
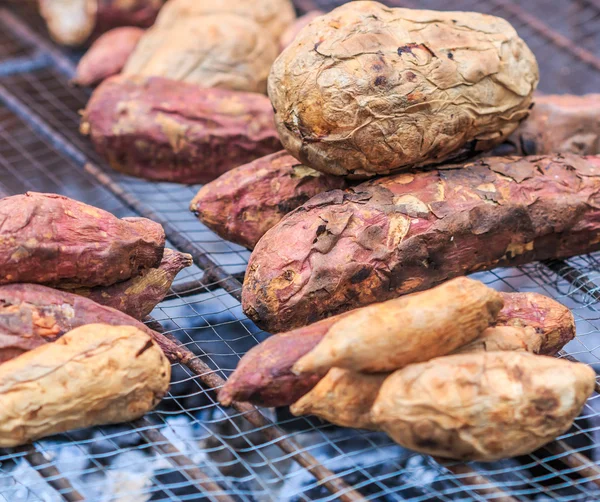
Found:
<box><xmin>81</xmin><ymin>76</ymin><xmax>281</xmax><ymax>183</ymax></box>
<box><xmin>372</xmin><ymin>352</ymin><xmax>595</xmax><ymax>461</ymax></box>
<box><xmin>191</xmin><ymin>152</ymin><xmax>347</xmax><ymax>249</ymax></box>
<box><xmin>0</xmin><ymin>192</ymin><xmax>164</xmax><ymax>288</ymax></box>
<box><xmin>243</xmin><ymin>154</ymin><xmax>600</xmax><ymax>333</ymax></box>
<box><xmin>269</xmin><ymin>1</ymin><xmax>539</xmax><ymax>178</ymax></box>
<box><xmin>0</xmin><ymin>324</ymin><xmax>170</xmax><ymax>447</ymax></box>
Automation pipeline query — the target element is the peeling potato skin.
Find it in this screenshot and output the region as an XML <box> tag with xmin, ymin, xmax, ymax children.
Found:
<box><xmin>371</xmin><ymin>352</ymin><xmax>595</xmax><ymax>461</ymax></box>
<box><xmin>243</xmin><ymin>154</ymin><xmax>600</xmax><ymax>333</ymax></box>
<box><xmin>0</xmin><ymin>192</ymin><xmax>164</xmax><ymax>288</ymax></box>
<box><xmin>190</xmin><ymin>151</ymin><xmax>347</xmax><ymax>249</ymax></box>
<box><xmin>0</xmin><ymin>324</ymin><xmax>170</xmax><ymax>448</ymax></box>
<box><xmin>82</xmin><ymin>75</ymin><xmax>282</xmax><ymax>184</ymax></box>
<box><xmin>73</xmin><ymin>27</ymin><xmax>144</xmax><ymax>87</ymax></box>
<box><xmin>67</xmin><ymin>249</ymin><xmax>192</xmax><ymax>320</ymax></box>
<box><xmin>269</xmin><ymin>1</ymin><xmax>538</xmax><ymax>178</ymax></box>
<box><xmin>279</xmin><ymin>10</ymin><xmax>324</xmax><ymax>52</ymax></box>
<box><xmin>220</xmin><ymin>291</ymin><xmax>572</xmax><ymax>408</ymax></box>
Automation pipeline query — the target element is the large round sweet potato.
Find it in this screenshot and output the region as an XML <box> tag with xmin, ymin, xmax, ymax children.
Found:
<box><xmin>269</xmin><ymin>1</ymin><xmax>539</xmax><ymax>177</ymax></box>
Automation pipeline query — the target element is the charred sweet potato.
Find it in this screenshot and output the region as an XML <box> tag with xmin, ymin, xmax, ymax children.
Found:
<box><xmin>243</xmin><ymin>154</ymin><xmax>600</xmax><ymax>333</ymax></box>
<box><xmin>293</xmin><ymin>278</ymin><xmax>503</xmax><ymax>374</ymax></box>
<box><xmin>123</xmin><ymin>14</ymin><xmax>278</xmax><ymax>93</ymax></box>
<box><xmin>68</xmin><ymin>249</ymin><xmax>192</xmax><ymax>319</ymax></box>
<box><xmin>270</xmin><ymin>1</ymin><xmax>538</xmax><ymax>178</ymax></box>
<box><xmin>279</xmin><ymin>10</ymin><xmax>323</xmax><ymax>51</ymax></box>
<box><xmin>0</xmin><ymin>324</ymin><xmax>170</xmax><ymax>447</ymax></box>
<box><xmin>220</xmin><ymin>290</ymin><xmax>573</xmax><ymax>408</ymax></box>
<box><xmin>73</xmin><ymin>27</ymin><xmax>144</xmax><ymax>87</ymax></box>
<box><xmin>190</xmin><ymin>152</ymin><xmax>347</xmax><ymax>249</ymax></box>
<box><xmin>81</xmin><ymin>75</ymin><xmax>281</xmax><ymax>183</ymax></box>
<box><xmin>371</xmin><ymin>352</ymin><xmax>595</xmax><ymax>461</ymax></box>
<box><xmin>0</xmin><ymin>192</ymin><xmax>164</xmax><ymax>288</ymax></box>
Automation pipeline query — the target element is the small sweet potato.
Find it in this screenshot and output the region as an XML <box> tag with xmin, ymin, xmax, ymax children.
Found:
<box><xmin>292</xmin><ymin>278</ymin><xmax>503</xmax><ymax>374</ymax></box>
<box><xmin>243</xmin><ymin>154</ymin><xmax>600</xmax><ymax>333</ymax></box>
<box><xmin>81</xmin><ymin>75</ymin><xmax>281</xmax><ymax>183</ymax></box>
<box><xmin>452</xmin><ymin>326</ymin><xmax>542</xmax><ymax>355</ymax></box>
<box><xmin>0</xmin><ymin>324</ymin><xmax>170</xmax><ymax>447</ymax></box>
<box><xmin>190</xmin><ymin>152</ymin><xmax>347</xmax><ymax>249</ymax></box>
<box><xmin>279</xmin><ymin>10</ymin><xmax>324</xmax><ymax>51</ymax></box>
<box><xmin>68</xmin><ymin>249</ymin><xmax>192</xmax><ymax>320</ymax></box>
<box><xmin>371</xmin><ymin>352</ymin><xmax>595</xmax><ymax>461</ymax></box>
<box><xmin>73</xmin><ymin>27</ymin><xmax>144</xmax><ymax>87</ymax></box>
<box><xmin>0</xmin><ymin>192</ymin><xmax>164</xmax><ymax>288</ymax></box>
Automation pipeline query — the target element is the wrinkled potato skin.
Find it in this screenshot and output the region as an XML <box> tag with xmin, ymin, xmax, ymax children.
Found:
<box><xmin>291</xmin><ymin>369</ymin><xmax>385</xmax><ymax>430</ymax></box>
<box><xmin>68</xmin><ymin>249</ymin><xmax>192</xmax><ymax>320</ymax></box>
<box><xmin>124</xmin><ymin>14</ymin><xmax>278</xmax><ymax>94</ymax></box>
<box><xmin>243</xmin><ymin>154</ymin><xmax>600</xmax><ymax>333</ymax></box>
<box><xmin>81</xmin><ymin>76</ymin><xmax>281</xmax><ymax>183</ymax></box>
<box><xmin>279</xmin><ymin>10</ymin><xmax>324</xmax><ymax>52</ymax></box>
<box><xmin>74</xmin><ymin>27</ymin><xmax>144</xmax><ymax>87</ymax></box>
<box><xmin>453</xmin><ymin>326</ymin><xmax>542</xmax><ymax>355</ymax></box>
<box><xmin>0</xmin><ymin>324</ymin><xmax>170</xmax><ymax>447</ymax></box>
<box><xmin>372</xmin><ymin>352</ymin><xmax>595</xmax><ymax>461</ymax></box>
<box><xmin>0</xmin><ymin>192</ymin><xmax>164</xmax><ymax>288</ymax></box>
<box><xmin>156</xmin><ymin>0</ymin><xmax>295</xmax><ymax>41</ymax></box>
<box><xmin>191</xmin><ymin>152</ymin><xmax>347</xmax><ymax>249</ymax></box>
<box><xmin>293</xmin><ymin>278</ymin><xmax>503</xmax><ymax>374</ymax></box>
<box><xmin>269</xmin><ymin>1</ymin><xmax>538</xmax><ymax>177</ymax></box>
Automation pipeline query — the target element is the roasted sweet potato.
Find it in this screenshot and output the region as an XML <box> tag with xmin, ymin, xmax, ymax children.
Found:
<box><xmin>123</xmin><ymin>14</ymin><xmax>278</xmax><ymax>93</ymax></box>
<box><xmin>68</xmin><ymin>249</ymin><xmax>192</xmax><ymax>319</ymax></box>
<box><xmin>220</xmin><ymin>291</ymin><xmax>573</xmax><ymax>408</ymax></box>
<box><xmin>190</xmin><ymin>152</ymin><xmax>347</xmax><ymax>249</ymax></box>
<box><xmin>0</xmin><ymin>324</ymin><xmax>170</xmax><ymax>447</ymax></box>
<box><xmin>243</xmin><ymin>154</ymin><xmax>600</xmax><ymax>333</ymax></box>
<box><xmin>371</xmin><ymin>352</ymin><xmax>595</xmax><ymax>461</ymax></box>
<box><xmin>270</xmin><ymin>1</ymin><xmax>538</xmax><ymax>177</ymax></box>
<box><xmin>73</xmin><ymin>27</ymin><xmax>144</xmax><ymax>87</ymax></box>
<box><xmin>452</xmin><ymin>326</ymin><xmax>541</xmax><ymax>354</ymax></box>
<box><xmin>81</xmin><ymin>75</ymin><xmax>281</xmax><ymax>183</ymax></box>
<box><xmin>0</xmin><ymin>192</ymin><xmax>164</xmax><ymax>288</ymax></box>
<box><xmin>279</xmin><ymin>10</ymin><xmax>323</xmax><ymax>51</ymax></box>
<box><xmin>292</xmin><ymin>278</ymin><xmax>503</xmax><ymax>374</ymax></box>
<box><xmin>290</xmin><ymin>369</ymin><xmax>384</xmax><ymax>430</ymax></box>
<box><xmin>38</xmin><ymin>0</ymin><xmax>162</xmax><ymax>46</ymax></box>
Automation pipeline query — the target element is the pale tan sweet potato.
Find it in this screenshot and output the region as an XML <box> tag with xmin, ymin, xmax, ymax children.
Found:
<box><xmin>0</xmin><ymin>192</ymin><xmax>164</xmax><ymax>288</ymax></box>
<box><xmin>279</xmin><ymin>10</ymin><xmax>323</xmax><ymax>51</ymax></box>
<box><xmin>81</xmin><ymin>75</ymin><xmax>281</xmax><ymax>183</ymax></box>
<box><xmin>243</xmin><ymin>154</ymin><xmax>600</xmax><ymax>333</ymax></box>
<box><xmin>293</xmin><ymin>278</ymin><xmax>503</xmax><ymax>374</ymax></box>
<box><xmin>371</xmin><ymin>352</ymin><xmax>595</xmax><ymax>461</ymax></box>
<box><xmin>68</xmin><ymin>249</ymin><xmax>192</xmax><ymax>319</ymax></box>
<box><xmin>0</xmin><ymin>324</ymin><xmax>170</xmax><ymax>447</ymax></box>
<box><xmin>190</xmin><ymin>152</ymin><xmax>347</xmax><ymax>249</ymax></box>
<box><xmin>73</xmin><ymin>27</ymin><xmax>144</xmax><ymax>87</ymax></box>
<box><xmin>270</xmin><ymin>1</ymin><xmax>538</xmax><ymax>177</ymax></box>
<box><xmin>452</xmin><ymin>326</ymin><xmax>542</xmax><ymax>354</ymax></box>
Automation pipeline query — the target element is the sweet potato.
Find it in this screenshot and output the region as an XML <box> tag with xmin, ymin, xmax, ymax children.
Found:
<box><xmin>123</xmin><ymin>14</ymin><xmax>278</xmax><ymax>93</ymax></box>
<box><xmin>73</xmin><ymin>27</ymin><xmax>144</xmax><ymax>87</ymax></box>
<box><xmin>270</xmin><ymin>1</ymin><xmax>538</xmax><ymax>178</ymax></box>
<box><xmin>452</xmin><ymin>326</ymin><xmax>541</xmax><ymax>355</ymax></box>
<box><xmin>190</xmin><ymin>152</ymin><xmax>347</xmax><ymax>249</ymax></box>
<box><xmin>68</xmin><ymin>249</ymin><xmax>192</xmax><ymax>319</ymax></box>
<box><xmin>497</xmin><ymin>94</ymin><xmax>600</xmax><ymax>156</ymax></box>
<box><xmin>38</xmin><ymin>0</ymin><xmax>162</xmax><ymax>46</ymax></box>
<box><xmin>81</xmin><ymin>75</ymin><xmax>281</xmax><ymax>183</ymax></box>
<box><xmin>0</xmin><ymin>192</ymin><xmax>164</xmax><ymax>288</ymax></box>
<box><xmin>0</xmin><ymin>324</ymin><xmax>170</xmax><ymax>447</ymax></box>
<box><xmin>220</xmin><ymin>291</ymin><xmax>573</xmax><ymax>408</ymax></box>
<box><xmin>292</xmin><ymin>278</ymin><xmax>503</xmax><ymax>374</ymax></box>
<box><xmin>371</xmin><ymin>352</ymin><xmax>595</xmax><ymax>461</ymax></box>
<box><xmin>243</xmin><ymin>154</ymin><xmax>600</xmax><ymax>333</ymax></box>
<box><xmin>279</xmin><ymin>10</ymin><xmax>324</xmax><ymax>51</ymax></box>
<box><xmin>290</xmin><ymin>369</ymin><xmax>384</xmax><ymax>430</ymax></box>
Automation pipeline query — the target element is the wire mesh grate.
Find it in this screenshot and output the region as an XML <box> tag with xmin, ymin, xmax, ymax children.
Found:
<box><xmin>1</xmin><ymin>1</ymin><xmax>600</xmax><ymax>501</ymax></box>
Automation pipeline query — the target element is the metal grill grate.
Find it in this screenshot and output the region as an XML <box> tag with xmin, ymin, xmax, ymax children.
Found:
<box><xmin>0</xmin><ymin>1</ymin><xmax>600</xmax><ymax>501</ymax></box>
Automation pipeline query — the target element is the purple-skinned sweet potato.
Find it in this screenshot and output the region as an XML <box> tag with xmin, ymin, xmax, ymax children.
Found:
<box><xmin>0</xmin><ymin>192</ymin><xmax>165</xmax><ymax>288</ymax></box>
<box><xmin>73</xmin><ymin>27</ymin><xmax>144</xmax><ymax>87</ymax></box>
<box><xmin>243</xmin><ymin>154</ymin><xmax>600</xmax><ymax>333</ymax></box>
<box><xmin>218</xmin><ymin>291</ymin><xmax>575</xmax><ymax>408</ymax></box>
<box><xmin>68</xmin><ymin>248</ymin><xmax>192</xmax><ymax>319</ymax></box>
<box><xmin>190</xmin><ymin>151</ymin><xmax>347</xmax><ymax>249</ymax></box>
<box><xmin>81</xmin><ymin>75</ymin><xmax>282</xmax><ymax>183</ymax></box>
